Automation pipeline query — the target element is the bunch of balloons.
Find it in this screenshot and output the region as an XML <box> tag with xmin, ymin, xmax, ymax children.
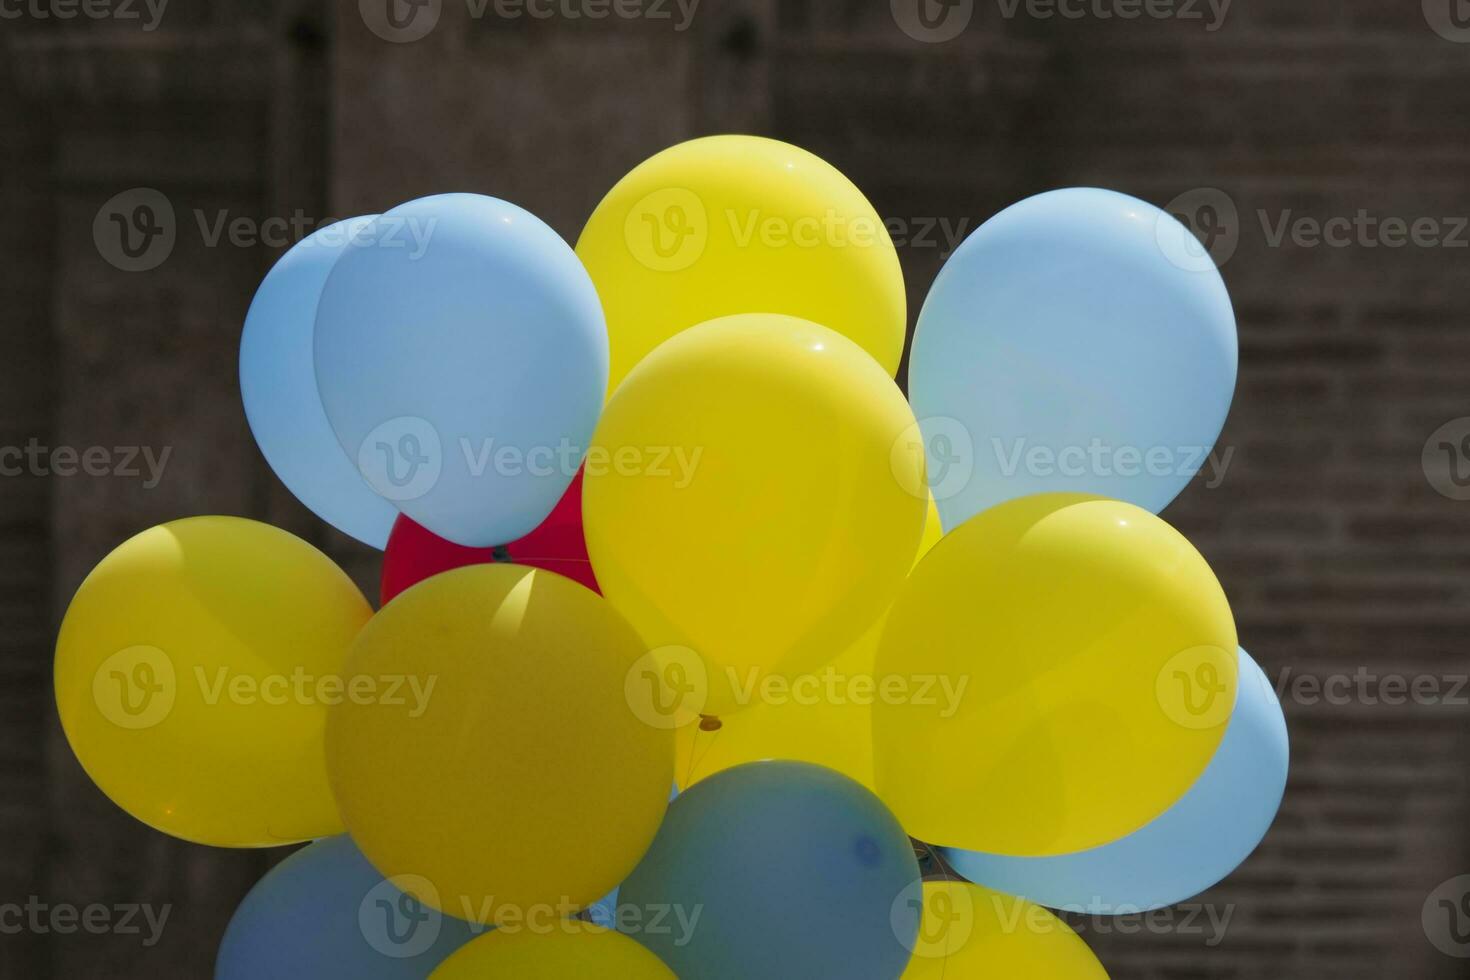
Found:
<box><xmin>53</xmin><ymin>134</ymin><xmax>1287</xmax><ymax>978</ymax></box>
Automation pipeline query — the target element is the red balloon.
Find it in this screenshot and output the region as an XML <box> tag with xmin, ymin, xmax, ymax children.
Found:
<box><xmin>380</xmin><ymin>469</ymin><xmax>598</xmax><ymax>605</ymax></box>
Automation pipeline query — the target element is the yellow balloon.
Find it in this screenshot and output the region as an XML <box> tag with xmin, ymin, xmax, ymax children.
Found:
<box><xmin>584</xmin><ymin>314</ymin><xmax>927</xmax><ymax>717</ymax></box>
<box><xmin>53</xmin><ymin>516</ymin><xmax>371</xmax><ymax>847</ymax></box>
<box><xmin>902</xmin><ymin>881</ymin><xmax>1109</xmax><ymax>978</ymax></box>
<box><xmin>676</xmin><ymin>495</ymin><xmax>944</xmax><ymax>791</ymax></box>
<box><xmin>430</xmin><ymin>924</ymin><xmax>674</xmax><ymax>979</ymax></box>
<box><xmin>873</xmin><ymin>494</ymin><xmax>1237</xmax><ymax>857</ymax></box>
<box><xmin>576</xmin><ymin>134</ymin><xmax>906</xmax><ymax>393</ymax></box>
<box><xmin>326</xmin><ymin>564</ymin><xmax>673</xmax><ymax>924</ymax></box>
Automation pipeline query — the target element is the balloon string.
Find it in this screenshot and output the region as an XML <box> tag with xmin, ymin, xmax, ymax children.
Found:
<box><xmin>682</xmin><ymin>715</ymin><xmax>722</xmax><ymax>789</ymax></box>
<box><xmin>917</xmin><ymin>841</ymin><xmax>961</xmax><ymax>978</ymax></box>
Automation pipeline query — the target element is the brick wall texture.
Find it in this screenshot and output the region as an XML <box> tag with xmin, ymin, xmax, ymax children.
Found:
<box><xmin>4</xmin><ymin>1</ymin><xmax>1469</xmax><ymax>977</ymax></box>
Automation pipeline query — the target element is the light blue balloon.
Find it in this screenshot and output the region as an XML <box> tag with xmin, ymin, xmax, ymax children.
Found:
<box><xmin>909</xmin><ymin>187</ymin><xmax>1237</xmax><ymax>529</ymax></box>
<box><xmin>942</xmin><ymin>648</ymin><xmax>1288</xmax><ymax>914</ymax></box>
<box><xmin>617</xmin><ymin>761</ymin><xmax>919</xmax><ymax>979</ymax></box>
<box><xmin>314</xmin><ymin>193</ymin><xmax>607</xmax><ymax>548</ymax></box>
<box><xmin>216</xmin><ymin>835</ymin><xmax>479</xmax><ymax>979</ymax></box>
<box><xmin>239</xmin><ymin>217</ymin><xmax>399</xmax><ymax>548</ymax></box>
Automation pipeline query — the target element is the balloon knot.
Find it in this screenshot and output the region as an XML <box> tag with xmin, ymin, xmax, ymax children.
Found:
<box><xmin>698</xmin><ymin>714</ymin><xmax>722</xmax><ymax>732</ymax></box>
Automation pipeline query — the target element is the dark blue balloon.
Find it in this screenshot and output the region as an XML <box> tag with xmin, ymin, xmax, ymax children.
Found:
<box><xmin>617</xmin><ymin>761</ymin><xmax>919</xmax><ymax>979</ymax></box>
<box><xmin>216</xmin><ymin>835</ymin><xmax>479</xmax><ymax>979</ymax></box>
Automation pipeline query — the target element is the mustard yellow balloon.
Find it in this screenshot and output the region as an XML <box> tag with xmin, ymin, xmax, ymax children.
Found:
<box><xmin>873</xmin><ymin>494</ymin><xmax>1237</xmax><ymax>857</ymax></box>
<box><xmin>326</xmin><ymin>564</ymin><xmax>673</xmax><ymax>924</ymax></box>
<box><xmin>430</xmin><ymin>924</ymin><xmax>674</xmax><ymax>979</ymax></box>
<box><xmin>53</xmin><ymin>516</ymin><xmax>371</xmax><ymax>847</ymax></box>
<box><xmin>585</xmin><ymin>314</ymin><xmax>927</xmax><ymax>718</ymax></box>
<box><xmin>677</xmin><ymin>495</ymin><xmax>943</xmax><ymax>791</ymax></box>
<box><xmin>902</xmin><ymin>881</ymin><xmax>1108</xmax><ymax>979</ymax></box>
<box><xmin>576</xmin><ymin>134</ymin><xmax>906</xmax><ymax>393</ymax></box>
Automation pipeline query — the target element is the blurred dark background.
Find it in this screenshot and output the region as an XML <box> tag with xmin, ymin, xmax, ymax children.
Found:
<box><xmin>4</xmin><ymin>1</ymin><xmax>1470</xmax><ymax>976</ymax></box>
